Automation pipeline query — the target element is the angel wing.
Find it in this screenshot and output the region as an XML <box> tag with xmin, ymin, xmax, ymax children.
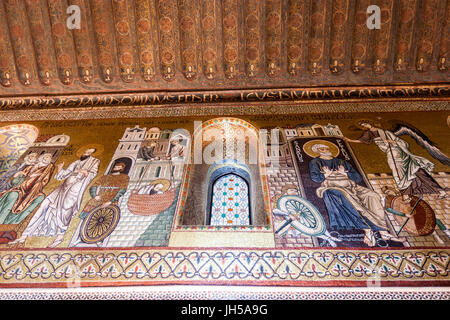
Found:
<box><xmin>390</xmin><ymin>121</ymin><xmax>450</xmax><ymax>166</ymax></box>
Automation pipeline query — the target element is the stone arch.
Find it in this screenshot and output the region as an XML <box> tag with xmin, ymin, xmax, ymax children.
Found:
<box><xmin>178</xmin><ymin>117</ymin><xmax>270</xmax><ymax>226</ymax></box>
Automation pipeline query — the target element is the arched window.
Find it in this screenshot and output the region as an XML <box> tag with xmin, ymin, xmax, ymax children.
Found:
<box><xmin>206</xmin><ymin>160</ymin><xmax>252</xmax><ymax>226</ymax></box>
<box><xmin>210</xmin><ymin>173</ymin><xmax>250</xmax><ymax>226</ymax></box>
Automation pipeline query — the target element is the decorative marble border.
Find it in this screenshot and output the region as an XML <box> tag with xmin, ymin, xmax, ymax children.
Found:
<box><xmin>0</xmin><ymin>100</ymin><xmax>449</xmax><ymax>123</ymax></box>
<box><xmin>0</xmin><ymin>286</ymin><xmax>449</xmax><ymax>300</ymax></box>
<box><xmin>174</xmin><ymin>225</ymin><xmax>272</xmax><ymax>232</ymax></box>
<box><xmin>0</xmin><ymin>247</ymin><xmax>448</xmax><ymax>288</ymax></box>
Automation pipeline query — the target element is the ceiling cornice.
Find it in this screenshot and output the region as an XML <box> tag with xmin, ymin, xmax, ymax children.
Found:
<box><xmin>0</xmin><ymin>0</ymin><xmax>448</xmax><ymax>108</ymax></box>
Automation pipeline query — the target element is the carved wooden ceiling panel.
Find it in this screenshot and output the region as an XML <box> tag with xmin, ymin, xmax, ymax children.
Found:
<box><xmin>0</xmin><ymin>0</ymin><xmax>448</xmax><ymax>99</ymax></box>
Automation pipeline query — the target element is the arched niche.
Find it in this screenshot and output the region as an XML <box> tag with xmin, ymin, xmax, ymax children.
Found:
<box><xmin>176</xmin><ymin>118</ymin><xmax>270</xmax><ymax>227</ymax></box>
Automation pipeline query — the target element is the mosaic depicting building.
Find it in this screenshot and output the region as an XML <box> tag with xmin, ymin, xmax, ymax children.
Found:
<box><xmin>263</xmin><ymin>123</ymin><xmax>450</xmax><ymax>249</ymax></box>
<box><xmin>0</xmin><ymin>0</ymin><xmax>449</xmax><ymax>300</ymax></box>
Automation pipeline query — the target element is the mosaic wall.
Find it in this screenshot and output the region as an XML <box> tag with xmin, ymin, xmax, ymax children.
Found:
<box><xmin>0</xmin><ymin>110</ymin><xmax>448</xmax><ymax>288</ymax></box>
<box><xmin>0</xmin><ymin>111</ymin><xmax>448</xmax><ymax>251</ymax></box>
<box><xmin>264</xmin><ymin>120</ymin><xmax>450</xmax><ymax>250</ymax></box>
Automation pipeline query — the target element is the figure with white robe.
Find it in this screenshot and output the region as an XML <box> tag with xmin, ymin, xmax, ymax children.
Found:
<box><xmin>344</xmin><ymin>120</ymin><xmax>448</xmax><ymax>201</ymax></box>
<box><xmin>167</xmin><ymin>137</ymin><xmax>185</xmax><ymax>161</ymax></box>
<box><xmin>11</xmin><ymin>148</ymin><xmax>100</xmax><ymax>247</ymax></box>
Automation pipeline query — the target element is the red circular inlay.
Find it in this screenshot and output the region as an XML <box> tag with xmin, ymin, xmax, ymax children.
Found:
<box><xmin>95</xmin><ymin>21</ymin><xmax>108</xmax><ymax>35</ymax></box>
<box><xmin>204</xmin><ymin>49</ymin><xmax>216</xmax><ymax>62</ymax></box>
<box><xmin>120</xmin><ymin>52</ymin><xmax>133</xmax><ymax>66</ymax></box>
<box><xmin>137</xmin><ymin>19</ymin><xmax>151</xmax><ymax>33</ymax></box>
<box><xmin>159</xmin><ymin>17</ymin><xmax>173</xmax><ymax>32</ymax></box>
<box><xmin>16</xmin><ymin>55</ymin><xmax>30</xmax><ymax>68</ymax></box>
<box><xmin>223</xmin><ymin>15</ymin><xmax>236</xmax><ymax>29</ymax></box>
<box><xmin>116</xmin><ymin>21</ymin><xmax>130</xmax><ymax>35</ymax></box>
<box><xmin>180</xmin><ymin>16</ymin><xmax>194</xmax><ymax>31</ymax></box>
<box><xmin>52</xmin><ymin>22</ymin><xmax>66</xmax><ymax>37</ymax></box>
<box><xmin>224</xmin><ymin>48</ymin><xmax>237</xmax><ymax>62</ymax></box>
<box><xmin>57</xmin><ymin>54</ymin><xmax>71</xmax><ymax>68</ymax></box>
<box><xmin>141</xmin><ymin>51</ymin><xmax>153</xmax><ymax>64</ymax></box>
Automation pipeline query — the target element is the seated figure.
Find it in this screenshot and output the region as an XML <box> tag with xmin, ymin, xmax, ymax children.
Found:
<box><xmin>308</xmin><ymin>143</ymin><xmax>398</xmax><ymax>246</ymax></box>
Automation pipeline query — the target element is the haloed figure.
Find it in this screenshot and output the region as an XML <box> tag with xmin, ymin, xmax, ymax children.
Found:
<box><xmin>308</xmin><ymin>143</ymin><xmax>397</xmax><ymax>247</ymax></box>
<box><xmin>138</xmin><ymin>141</ymin><xmax>159</xmax><ymax>161</ymax></box>
<box><xmin>344</xmin><ymin>120</ymin><xmax>448</xmax><ymax>202</ymax></box>
<box><xmin>0</xmin><ymin>153</ymin><xmax>54</xmax><ymax>241</ymax></box>
<box><xmin>168</xmin><ymin>136</ymin><xmax>185</xmax><ymax>160</ymax></box>
<box><xmin>11</xmin><ymin>148</ymin><xmax>100</xmax><ymax>248</ymax></box>
<box><xmin>138</xmin><ymin>183</ymin><xmax>164</xmax><ymax>195</ymax></box>
<box><xmin>0</xmin><ymin>152</ymin><xmax>38</xmax><ymax>193</ymax></box>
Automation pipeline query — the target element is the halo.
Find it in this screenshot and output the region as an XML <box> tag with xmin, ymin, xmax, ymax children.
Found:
<box><xmin>302</xmin><ymin>139</ymin><xmax>340</xmax><ymax>158</ymax></box>
<box><xmin>75</xmin><ymin>144</ymin><xmax>104</xmax><ymax>158</ymax></box>
<box><xmin>149</xmin><ymin>178</ymin><xmax>171</xmax><ymax>192</ymax></box>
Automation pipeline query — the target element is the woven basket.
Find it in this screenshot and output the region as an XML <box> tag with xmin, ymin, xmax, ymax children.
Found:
<box><xmin>127</xmin><ymin>189</ymin><xmax>176</xmax><ymax>216</ymax></box>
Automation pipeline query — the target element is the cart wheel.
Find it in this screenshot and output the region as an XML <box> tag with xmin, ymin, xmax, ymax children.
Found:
<box><xmin>80</xmin><ymin>205</ymin><xmax>120</xmax><ymax>244</ymax></box>
<box><xmin>277</xmin><ymin>195</ymin><xmax>326</xmax><ymax>236</ymax></box>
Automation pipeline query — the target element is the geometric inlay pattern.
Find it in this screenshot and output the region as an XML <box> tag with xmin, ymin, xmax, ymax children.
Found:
<box><xmin>0</xmin><ymin>248</ymin><xmax>448</xmax><ymax>287</ymax></box>
<box><xmin>211</xmin><ymin>174</ymin><xmax>250</xmax><ymax>226</ymax></box>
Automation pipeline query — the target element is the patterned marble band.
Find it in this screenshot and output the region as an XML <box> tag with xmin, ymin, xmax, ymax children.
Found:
<box><xmin>0</xmin><ymin>287</ymin><xmax>449</xmax><ymax>300</ymax></box>
<box><xmin>0</xmin><ymin>84</ymin><xmax>449</xmax><ymax>111</ymax></box>
<box><xmin>0</xmin><ymin>248</ymin><xmax>448</xmax><ymax>288</ymax></box>
<box><xmin>0</xmin><ymin>100</ymin><xmax>449</xmax><ymax>123</ymax></box>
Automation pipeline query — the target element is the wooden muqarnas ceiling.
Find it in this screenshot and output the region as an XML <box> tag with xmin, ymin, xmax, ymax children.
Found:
<box><xmin>0</xmin><ymin>0</ymin><xmax>448</xmax><ymax>101</ymax></box>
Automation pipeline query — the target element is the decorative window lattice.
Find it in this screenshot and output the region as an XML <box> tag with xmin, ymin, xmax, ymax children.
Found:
<box><xmin>210</xmin><ymin>174</ymin><xmax>250</xmax><ymax>226</ymax></box>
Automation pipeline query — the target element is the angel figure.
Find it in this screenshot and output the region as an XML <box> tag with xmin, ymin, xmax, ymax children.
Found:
<box><xmin>343</xmin><ymin>119</ymin><xmax>448</xmax><ymax>202</ymax></box>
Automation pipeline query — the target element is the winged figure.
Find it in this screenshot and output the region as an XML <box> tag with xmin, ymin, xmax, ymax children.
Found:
<box><xmin>344</xmin><ymin>119</ymin><xmax>448</xmax><ymax>200</ymax></box>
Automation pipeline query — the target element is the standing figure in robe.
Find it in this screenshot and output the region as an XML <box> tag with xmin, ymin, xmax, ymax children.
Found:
<box><xmin>70</xmin><ymin>162</ymin><xmax>129</xmax><ymax>247</ymax></box>
<box><xmin>11</xmin><ymin>148</ymin><xmax>100</xmax><ymax>247</ymax></box>
<box><xmin>167</xmin><ymin>136</ymin><xmax>185</xmax><ymax>161</ymax></box>
<box><xmin>0</xmin><ymin>153</ymin><xmax>54</xmax><ymax>223</ymax></box>
<box><xmin>0</xmin><ymin>152</ymin><xmax>38</xmax><ymax>192</ymax></box>
<box><xmin>0</xmin><ymin>153</ymin><xmax>54</xmax><ymax>241</ymax></box>
<box><xmin>344</xmin><ymin>120</ymin><xmax>448</xmax><ymax>201</ymax></box>
<box><xmin>308</xmin><ymin>143</ymin><xmax>397</xmax><ymax>247</ymax></box>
